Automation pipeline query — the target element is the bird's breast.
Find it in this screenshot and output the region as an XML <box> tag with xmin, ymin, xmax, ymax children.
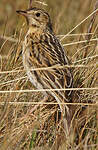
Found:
<box><xmin>22</xmin><ymin>38</ymin><xmax>47</xmax><ymax>94</ymax></box>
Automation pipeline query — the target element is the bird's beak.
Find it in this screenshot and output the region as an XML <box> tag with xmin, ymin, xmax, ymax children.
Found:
<box><xmin>16</xmin><ymin>10</ymin><xmax>28</xmax><ymax>17</ymax></box>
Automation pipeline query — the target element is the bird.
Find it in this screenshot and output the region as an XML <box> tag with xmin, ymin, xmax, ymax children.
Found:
<box><xmin>16</xmin><ymin>7</ymin><xmax>73</xmax><ymax>115</ymax></box>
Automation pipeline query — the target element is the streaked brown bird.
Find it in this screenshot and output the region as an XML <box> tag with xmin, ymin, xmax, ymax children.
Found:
<box><xmin>16</xmin><ymin>7</ymin><xmax>73</xmax><ymax>114</ymax></box>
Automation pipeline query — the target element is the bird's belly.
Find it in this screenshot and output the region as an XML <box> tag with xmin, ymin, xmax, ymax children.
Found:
<box><xmin>22</xmin><ymin>47</ymin><xmax>47</xmax><ymax>96</ymax></box>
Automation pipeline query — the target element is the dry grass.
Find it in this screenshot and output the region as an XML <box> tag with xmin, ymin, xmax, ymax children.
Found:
<box><xmin>0</xmin><ymin>0</ymin><xmax>98</xmax><ymax>150</ymax></box>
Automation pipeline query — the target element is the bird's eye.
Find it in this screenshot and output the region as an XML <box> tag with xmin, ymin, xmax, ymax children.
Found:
<box><xmin>36</xmin><ymin>12</ymin><xmax>40</xmax><ymax>17</ymax></box>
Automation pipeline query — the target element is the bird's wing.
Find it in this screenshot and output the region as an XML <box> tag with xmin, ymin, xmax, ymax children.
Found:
<box><xmin>40</xmin><ymin>32</ymin><xmax>73</xmax><ymax>88</ymax></box>
<box><xmin>28</xmin><ymin>31</ymin><xmax>73</xmax><ymax>102</ymax></box>
<box><xmin>37</xmin><ymin>32</ymin><xmax>73</xmax><ymax>101</ymax></box>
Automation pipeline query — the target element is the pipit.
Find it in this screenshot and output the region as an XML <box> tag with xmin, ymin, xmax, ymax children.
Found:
<box><xmin>16</xmin><ymin>7</ymin><xmax>73</xmax><ymax>113</ymax></box>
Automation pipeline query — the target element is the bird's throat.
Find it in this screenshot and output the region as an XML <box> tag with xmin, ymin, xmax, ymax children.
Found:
<box><xmin>27</xmin><ymin>26</ymin><xmax>43</xmax><ymax>42</ymax></box>
<box><xmin>28</xmin><ymin>26</ymin><xmax>43</xmax><ymax>34</ymax></box>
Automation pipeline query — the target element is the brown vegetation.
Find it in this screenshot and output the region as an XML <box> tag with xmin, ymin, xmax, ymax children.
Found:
<box><xmin>0</xmin><ymin>0</ymin><xmax>98</xmax><ymax>150</ymax></box>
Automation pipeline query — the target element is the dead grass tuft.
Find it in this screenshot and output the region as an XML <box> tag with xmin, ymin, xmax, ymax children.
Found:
<box><xmin>0</xmin><ymin>0</ymin><xmax>98</xmax><ymax>150</ymax></box>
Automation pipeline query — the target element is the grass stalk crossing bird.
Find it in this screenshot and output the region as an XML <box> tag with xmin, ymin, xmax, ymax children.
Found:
<box><xmin>16</xmin><ymin>7</ymin><xmax>73</xmax><ymax>117</ymax></box>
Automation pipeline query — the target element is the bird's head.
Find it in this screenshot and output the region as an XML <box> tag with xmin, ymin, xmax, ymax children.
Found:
<box><xmin>16</xmin><ymin>7</ymin><xmax>52</xmax><ymax>31</ymax></box>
